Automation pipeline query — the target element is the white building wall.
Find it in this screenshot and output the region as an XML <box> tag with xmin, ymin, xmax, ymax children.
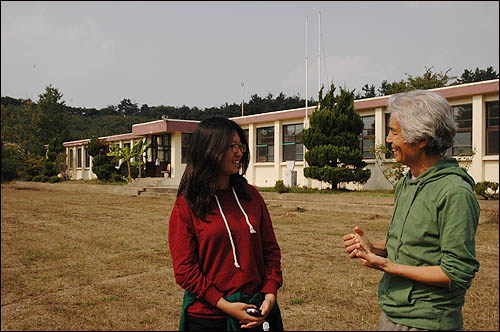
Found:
<box><xmin>63</xmin><ymin>82</ymin><xmax>499</xmax><ymax>188</ymax></box>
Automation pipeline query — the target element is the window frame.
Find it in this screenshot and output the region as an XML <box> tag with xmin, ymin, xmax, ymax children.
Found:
<box><xmin>446</xmin><ymin>104</ymin><xmax>473</xmax><ymax>156</ymax></box>
<box><xmin>181</xmin><ymin>133</ymin><xmax>192</xmax><ymax>164</ymax></box>
<box><xmin>256</xmin><ymin>126</ymin><xmax>274</xmax><ymax>162</ymax></box>
<box><xmin>85</xmin><ymin>148</ymin><xmax>90</xmax><ymax>168</ymax></box>
<box><xmin>359</xmin><ymin>115</ymin><xmax>375</xmax><ymax>159</ymax></box>
<box><xmin>77</xmin><ymin>147</ymin><xmax>82</xmax><ymax>168</ymax></box>
<box><xmin>282</xmin><ymin>123</ymin><xmax>304</xmax><ymax>161</ymax></box>
<box><xmin>384</xmin><ymin>113</ymin><xmax>393</xmax><ymax>159</ymax></box>
<box><xmin>486</xmin><ymin>101</ymin><xmax>499</xmax><ymax>155</ymax></box>
<box><xmin>69</xmin><ymin>149</ymin><xmax>74</xmax><ymax>168</ymax></box>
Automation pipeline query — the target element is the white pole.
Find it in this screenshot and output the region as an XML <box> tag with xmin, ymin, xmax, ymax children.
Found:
<box><xmin>318</xmin><ymin>10</ymin><xmax>322</xmax><ymax>190</ymax></box>
<box><xmin>304</xmin><ymin>16</ymin><xmax>311</xmax><ymax>189</ymax></box>
<box><xmin>318</xmin><ymin>10</ymin><xmax>321</xmax><ymax>107</ymax></box>
<box><xmin>305</xmin><ymin>16</ymin><xmax>308</xmax><ymax>129</ymax></box>
<box><xmin>241</xmin><ymin>82</ymin><xmax>244</xmax><ymax>116</ymax></box>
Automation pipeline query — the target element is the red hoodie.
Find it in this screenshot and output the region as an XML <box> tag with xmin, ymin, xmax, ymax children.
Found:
<box><xmin>168</xmin><ymin>184</ymin><xmax>282</xmax><ymax>318</ymax></box>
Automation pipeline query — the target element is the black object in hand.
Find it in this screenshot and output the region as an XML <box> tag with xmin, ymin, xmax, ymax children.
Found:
<box><xmin>245</xmin><ymin>308</ymin><xmax>263</xmax><ymax>317</ymax></box>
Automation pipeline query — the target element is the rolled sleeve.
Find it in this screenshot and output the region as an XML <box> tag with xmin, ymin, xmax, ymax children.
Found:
<box><xmin>438</xmin><ymin>187</ymin><xmax>480</xmax><ymax>291</ymax></box>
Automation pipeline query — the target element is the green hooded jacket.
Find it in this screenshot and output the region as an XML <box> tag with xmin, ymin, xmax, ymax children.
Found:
<box><xmin>379</xmin><ymin>157</ymin><xmax>480</xmax><ymax>330</ymax></box>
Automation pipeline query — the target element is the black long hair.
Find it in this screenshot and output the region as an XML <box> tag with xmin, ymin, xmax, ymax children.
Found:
<box><xmin>177</xmin><ymin>116</ymin><xmax>251</xmax><ymax>222</ymax></box>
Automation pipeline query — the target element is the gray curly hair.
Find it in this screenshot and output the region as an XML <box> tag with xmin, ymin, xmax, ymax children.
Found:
<box><xmin>388</xmin><ymin>90</ymin><xmax>456</xmax><ymax>156</ymax></box>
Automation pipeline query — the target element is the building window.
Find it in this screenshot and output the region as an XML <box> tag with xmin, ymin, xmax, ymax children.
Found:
<box><xmin>446</xmin><ymin>104</ymin><xmax>472</xmax><ymax>156</ymax></box>
<box><xmin>77</xmin><ymin>147</ymin><xmax>82</xmax><ymax>168</ymax></box>
<box><xmin>149</xmin><ymin>134</ymin><xmax>171</xmax><ymax>162</ymax></box>
<box><xmin>385</xmin><ymin>113</ymin><xmax>392</xmax><ymax>158</ymax></box>
<box><xmin>256</xmin><ymin>126</ymin><xmax>274</xmax><ymax>162</ymax></box>
<box><xmin>69</xmin><ymin>149</ymin><xmax>74</xmax><ymax>168</ymax></box>
<box><xmin>486</xmin><ymin>101</ymin><xmax>499</xmax><ymax>155</ymax></box>
<box><xmin>181</xmin><ymin>133</ymin><xmax>192</xmax><ymax>163</ymax></box>
<box><xmin>282</xmin><ymin>123</ymin><xmax>303</xmax><ymax>161</ymax></box>
<box><xmin>359</xmin><ymin>115</ymin><xmax>375</xmax><ymax>159</ymax></box>
<box><xmin>243</xmin><ymin>129</ymin><xmax>249</xmax><ymax>144</ymax></box>
<box><xmin>85</xmin><ymin>148</ymin><xmax>90</xmax><ymax>168</ymax></box>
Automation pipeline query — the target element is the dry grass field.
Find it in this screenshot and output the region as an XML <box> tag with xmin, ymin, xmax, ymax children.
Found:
<box><xmin>1</xmin><ymin>182</ymin><xmax>498</xmax><ymax>331</ymax></box>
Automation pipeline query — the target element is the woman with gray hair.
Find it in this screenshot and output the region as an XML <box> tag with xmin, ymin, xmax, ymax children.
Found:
<box><xmin>343</xmin><ymin>90</ymin><xmax>480</xmax><ymax>331</ymax></box>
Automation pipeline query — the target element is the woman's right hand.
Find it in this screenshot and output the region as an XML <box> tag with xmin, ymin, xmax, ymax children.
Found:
<box><xmin>343</xmin><ymin>226</ymin><xmax>373</xmax><ymax>258</ymax></box>
<box><xmin>216</xmin><ymin>298</ymin><xmax>265</xmax><ymax>328</ymax></box>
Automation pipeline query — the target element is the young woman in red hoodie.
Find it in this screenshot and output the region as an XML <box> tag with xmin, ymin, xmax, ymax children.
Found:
<box><xmin>168</xmin><ymin>116</ymin><xmax>283</xmax><ymax>331</ymax></box>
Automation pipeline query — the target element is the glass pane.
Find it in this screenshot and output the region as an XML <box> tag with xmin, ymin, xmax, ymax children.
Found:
<box><xmin>486</xmin><ymin>101</ymin><xmax>499</xmax><ymax>117</ymax></box>
<box><xmin>488</xmin><ymin>118</ymin><xmax>499</xmax><ymax>127</ymax></box>
<box><xmin>295</xmin><ymin>143</ymin><xmax>304</xmax><ymax>160</ymax></box>
<box><xmin>456</xmin><ymin>119</ymin><xmax>472</xmax><ymax>129</ymax></box>
<box><xmin>268</xmin><ymin>145</ymin><xmax>274</xmax><ymax>162</ymax></box>
<box><xmin>362</xmin><ymin>116</ymin><xmax>375</xmax><ymax>136</ymax></box>
<box><xmin>258</xmin><ymin>127</ymin><xmax>274</xmax><ymax>145</ymax></box>
<box><xmin>487</xmin><ymin>129</ymin><xmax>499</xmax><ymax>154</ymax></box>
<box><xmin>283</xmin><ymin>144</ymin><xmax>295</xmax><ymax>161</ymax></box>
<box><xmin>295</xmin><ymin>124</ymin><xmax>303</xmax><ymax>143</ymax></box>
<box><xmin>362</xmin><ymin>139</ymin><xmax>375</xmax><ymax>159</ymax></box>
<box><xmin>385</xmin><ymin>113</ymin><xmax>391</xmax><ymax>136</ymax></box>
<box><xmin>454</xmin><ymin>105</ymin><xmax>472</xmax><ymax>121</ymax></box>
<box><xmin>257</xmin><ymin>146</ymin><xmax>268</xmax><ymax>162</ymax></box>
<box><xmin>455</xmin><ymin>131</ymin><xmax>472</xmax><ymax>147</ymax></box>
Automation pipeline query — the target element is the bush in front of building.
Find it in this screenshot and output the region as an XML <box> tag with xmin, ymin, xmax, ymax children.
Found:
<box><xmin>36</xmin><ymin>175</ymin><xmax>49</xmax><ymax>182</ymax></box>
<box><xmin>274</xmin><ymin>180</ymin><xmax>289</xmax><ymax>193</ymax></box>
<box><xmin>110</xmin><ymin>172</ymin><xmax>126</xmax><ymax>183</ymax></box>
<box><xmin>87</xmin><ymin>136</ymin><xmax>121</xmax><ymax>182</ymax></box>
<box><xmin>48</xmin><ymin>176</ymin><xmax>63</xmax><ymax>183</ymax></box>
<box><xmin>43</xmin><ymin>138</ymin><xmax>66</xmax><ymax>178</ymax></box>
<box><xmin>118</xmin><ymin>161</ymin><xmax>143</xmax><ymax>180</ymax></box>
<box><xmin>92</xmin><ymin>154</ymin><xmax>119</xmax><ymax>182</ymax></box>
<box><xmin>475</xmin><ymin>181</ymin><xmax>499</xmax><ymax>200</ymax></box>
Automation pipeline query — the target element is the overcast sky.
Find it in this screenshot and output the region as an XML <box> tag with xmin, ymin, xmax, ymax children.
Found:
<box><xmin>1</xmin><ymin>1</ymin><xmax>499</xmax><ymax>110</ymax></box>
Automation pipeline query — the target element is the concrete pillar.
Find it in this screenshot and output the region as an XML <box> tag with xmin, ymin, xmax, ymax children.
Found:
<box><xmin>172</xmin><ymin>133</ymin><xmax>181</xmax><ymax>179</ymax></box>
<box><xmin>375</xmin><ymin>107</ymin><xmax>385</xmax><ymax>146</ymax></box>
<box><xmin>247</xmin><ymin>123</ymin><xmax>255</xmax><ymax>185</ymax></box>
<box><xmin>471</xmin><ymin>95</ymin><xmax>485</xmax><ymax>182</ymax></box>
<box><xmin>274</xmin><ymin>120</ymin><xmax>281</xmax><ymax>183</ymax></box>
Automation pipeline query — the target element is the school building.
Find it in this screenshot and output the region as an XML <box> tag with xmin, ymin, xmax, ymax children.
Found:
<box><xmin>63</xmin><ymin>79</ymin><xmax>499</xmax><ymax>190</ymax></box>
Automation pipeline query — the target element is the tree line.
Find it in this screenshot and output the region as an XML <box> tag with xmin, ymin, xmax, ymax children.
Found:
<box><xmin>354</xmin><ymin>66</ymin><xmax>499</xmax><ymax>99</ymax></box>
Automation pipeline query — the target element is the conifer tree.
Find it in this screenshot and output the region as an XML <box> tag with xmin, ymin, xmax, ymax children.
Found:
<box><xmin>302</xmin><ymin>84</ymin><xmax>371</xmax><ymax>190</ymax></box>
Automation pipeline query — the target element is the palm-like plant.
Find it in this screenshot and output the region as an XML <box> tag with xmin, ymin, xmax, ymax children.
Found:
<box><xmin>134</xmin><ymin>139</ymin><xmax>150</xmax><ymax>178</ymax></box>
<box><xmin>107</xmin><ymin>142</ymin><xmax>135</xmax><ymax>183</ymax></box>
<box><xmin>107</xmin><ymin>139</ymin><xmax>151</xmax><ymax>182</ymax></box>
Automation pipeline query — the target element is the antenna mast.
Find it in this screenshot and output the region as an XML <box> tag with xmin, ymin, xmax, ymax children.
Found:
<box><xmin>305</xmin><ymin>16</ymin><xmax>308</xmax><ymax>129</ymax></box>
<box><xmin>241</xmin><ymin>82</ymin><xmax>244</xmax><ymax>116</ymax></box>
<box><xmin>318</xmin><ymin>10</ymin><xmax>321</xmax><ymax>110</ymax></box>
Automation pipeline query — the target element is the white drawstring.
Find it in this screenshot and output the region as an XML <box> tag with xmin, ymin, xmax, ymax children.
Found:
<box><xmin>214</xmin><ymin>187</ymin><xmax>256</xmax><ymax>269</ymax></box>
<box><xmin>232</xmin><ymin>187</ymin><xmax>256</xmax><ymax>234</ymax></box>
